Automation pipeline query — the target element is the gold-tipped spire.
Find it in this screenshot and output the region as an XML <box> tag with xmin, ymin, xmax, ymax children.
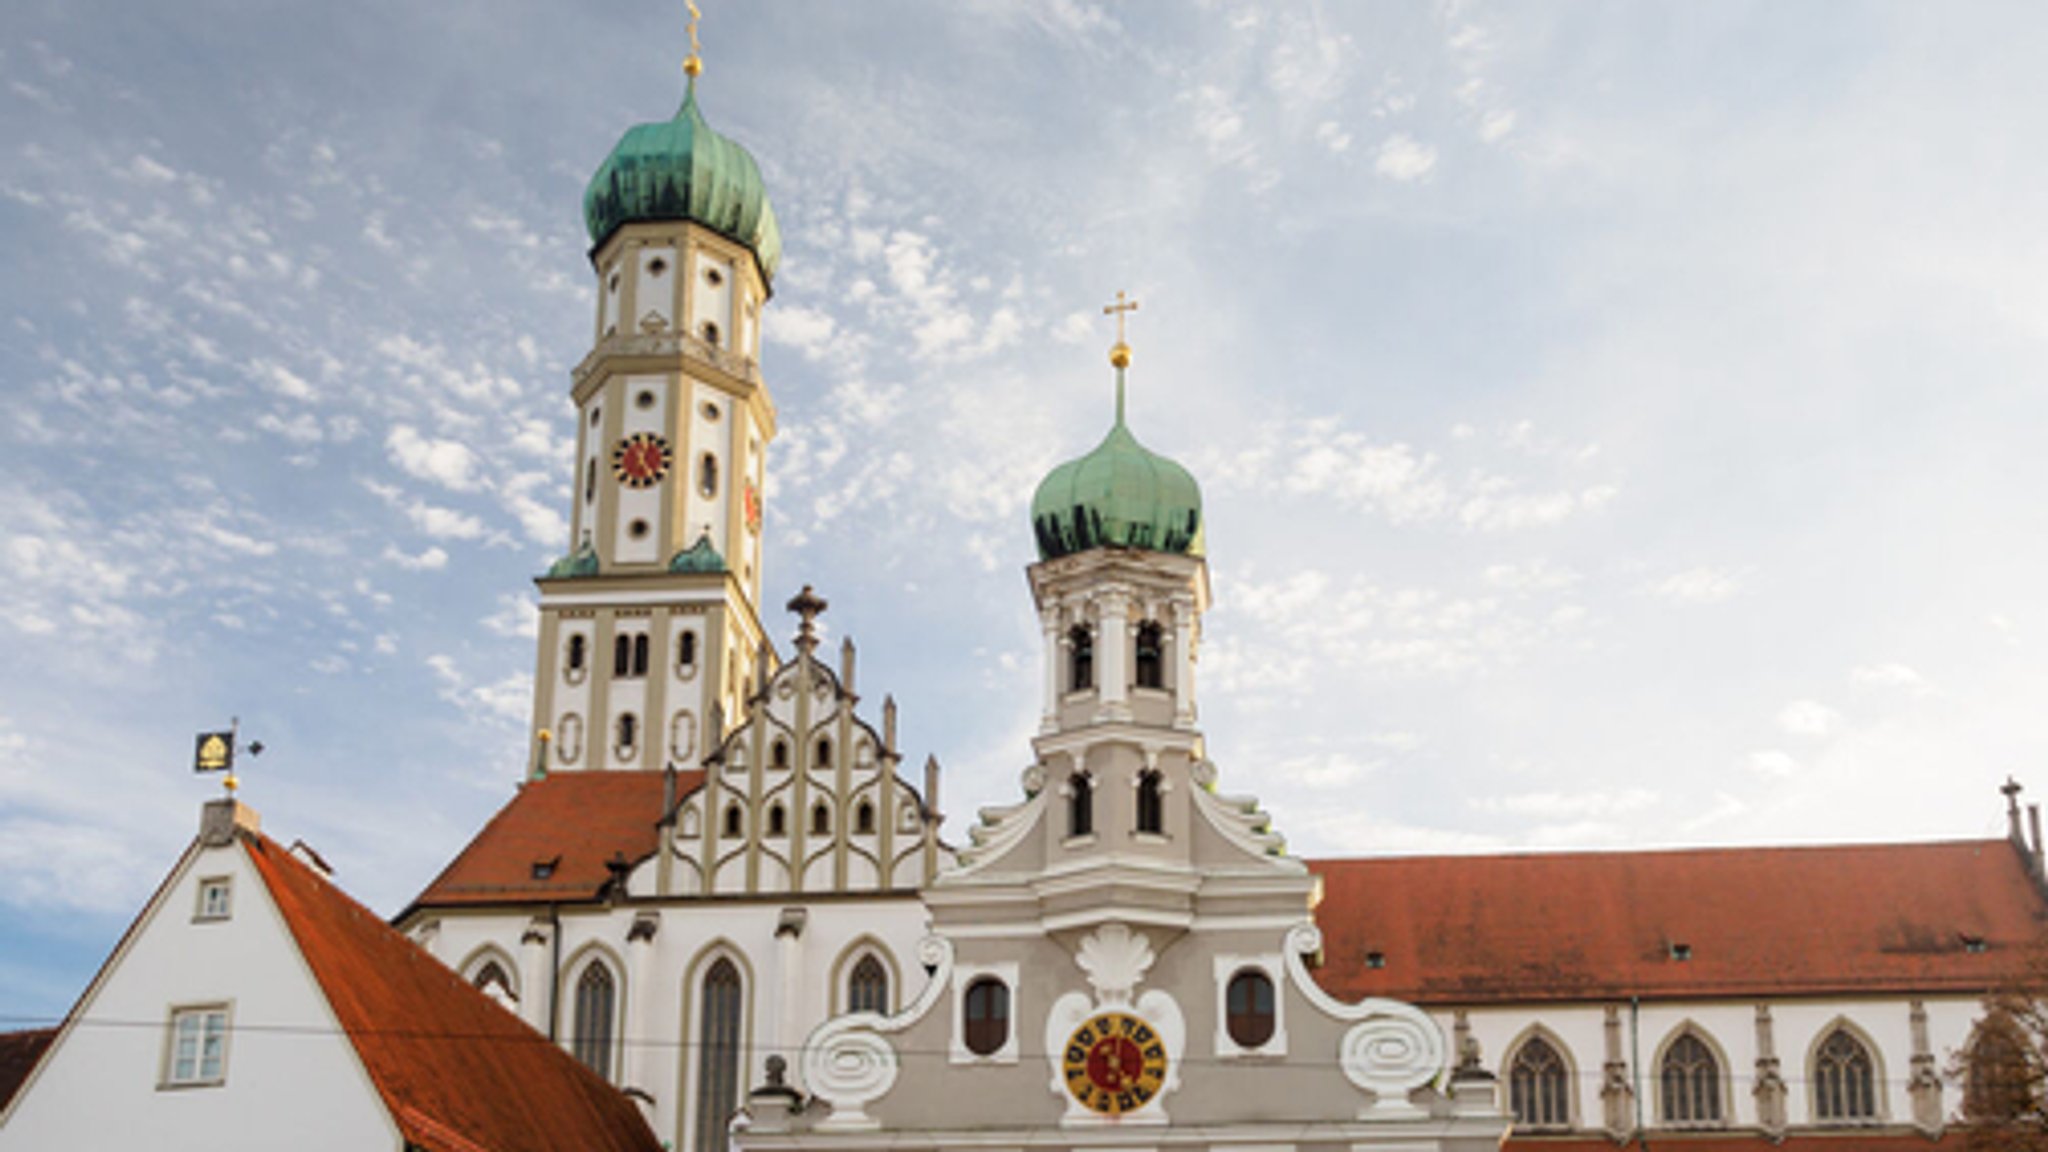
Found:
<box><xmin>684</xmin><ymin>0</ymin><xmax>704</xmax><ymax>78</ymax></box>
<box><xmin>1104</xmin><ymin>290</ymin><xmax>1138</xmax><ymax>370</ymax></box>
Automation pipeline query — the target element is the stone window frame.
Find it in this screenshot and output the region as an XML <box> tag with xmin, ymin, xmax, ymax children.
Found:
<box><xmin>1211</xmin><ymin>953</ymin><xmax>1287</xmax><ymax>1059</ymax></box>
<box><xmin>1807</xmin><ymin>1018</ymin><xmax>1888</xmax><ymax>1125</ymax></box>
<box><xmin>193</xmin><ymin>875</ymin><xmax>232</xmax><ymax>922</ymax></box>
<box><xmin>951</xmin><ymin>962</ymin><xmax>1020</xmax><ymax>1065</ymax></box>
<box><xmin>1504</xmin><ymin>1025</ymin><xmax>1578</xmax><ymax>1131</ymax></box>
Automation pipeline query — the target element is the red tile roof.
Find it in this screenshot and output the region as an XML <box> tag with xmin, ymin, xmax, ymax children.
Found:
<box><xmin>1506</xmin><ymin>1134</ymin><xmax>1967</xmax><ymax>1151</ymax></box>
<box><xmin>1308</xmin><ymin>839</ymin><xmax>2047</xmax><ymax>1005</ymax></box>
<box><xmin>0</xmin><ymin>1028</ymin><xmax>55</xmax><ymax>1113</ymax></box>
<box><xmin>410</xmin><ymin>770</ymin><xmax>699</xmax><ymax>910</ymax></box>
<box><xmin>244</xmin><ymin>831</ymin><xmax>660</xmax><ymax>1152</ymax></box>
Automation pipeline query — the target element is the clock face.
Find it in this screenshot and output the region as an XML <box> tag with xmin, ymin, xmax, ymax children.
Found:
<box><xmin>1061</xmin><ymin>1012</ymin><xmax>1167</xmax><ymax>1116</ymax></box>
<box><xmin>611</xmin><ymin>433</ymin><xmax>672</xmax><ymax>489</ymax></box>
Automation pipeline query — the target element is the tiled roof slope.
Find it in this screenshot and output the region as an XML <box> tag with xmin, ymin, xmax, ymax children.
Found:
<box><xmin>0</xmin><ymin>1028</ymin><xmax>55</xmax><ymax>1113</ymax></box>
<box><xmin>411</xmin><ymin>770</ymin><xmax>699</xmax><ymax>909</ymax></box>
<box><xmin>1308</xmin><ymin>839</ymin><xmax>2047</xmax><ymax>1005</ymax></box>
<box><xmin>1506</xmin><ymin>1134</ymin><xmax>1966</xmax><ymax>1151</ymax></box>
<box><xmin>244</xmin><ymin>832</ymin><xmax>660</xmax><ymax>1152</ymax></box>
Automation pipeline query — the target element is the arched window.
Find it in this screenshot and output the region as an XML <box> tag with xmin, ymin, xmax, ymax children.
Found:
<box><xmin>696</xmin><ymin>959</ymin><xmax>742</xmax><ymax>1152</ymax></box>
<box><xmin>963</xmin><ymin>977</ymin><xmax>1009</xmax><ymax>1056</ymax></box>
<box><xmin>472</xmin><ymin>959</ymin><xmax>516</xmax><ymax>1007</ymax></box>
<box><xmin>566</xmin><ymin>634</ymin><xmax>586</xmax><ymax>672</ymax></box>
<box><xmin>1136</xmin><ymin>770</ymin><xmax>1163</xmax><ymax>835</ymax></box>
<box><xmin>1068</xmin><ymin>626</ymin><xmax>1094</xmax><ymax>692</ymax></box>
<box><xmin>614</xmin><ymin>634</ymin><xmax>632</xmax><ymax>676</ymax></box>
<box><xmin>848</xmin><ymin>954</ymin><xmax>888</xmax><ymax>1014</ymax></box>
<box><xmin>856</xmin><ymin>800</ymin><xmax>876</xmax><ymax>835</ymax></box>
<box><xmin>699</xmin><ymin>453</ymin><xmax>719</xmax><ymax>499</ymax></box>
<box><xmin>1225</xmin><ymin>969</ymin><xmax>1275</xmax><ymax>1048</ymax></box>
<box><xmin>812</xmin><ymin>803</ymin><xmax>830</xmax><ymax>836</ymax></box>
<box><xmin>1660</xmin><ymin>1033</ymin><xmax>1723</xmax><ymax>1125</ymax></box>
<box><xmin>678</xmin><ymin>630</ymin><xmax>697</xmax><ymax>670</ymax></box>
<box><xmin>616</xmin><ymin>712</ymin><xmax>637</xmax><ymax>752</ymax></box>
<box><xmin>1964</xmin><ymin>1015</ymin><xmax>2033</xmax><ymax>1127</ymax></box>
<box><xmin>570</xmin><ymin>962</ymin><xmax>616</xmax><ymax>1081</ymax></box>
<box><xmin>1813</xmin><ymin>1027</ymin><xmax>1877</xmax><ymax>1122</ymax></box>
<box><xmin>632</xmin><ymin>633</ymin><xmax>649</xmax><ymax>677</ymax></box>
<box><xmin>1510</xmin><ymin>1035</ymin><xmax>1571</xmax><ymax>1128</ymax></box>
<box><xmin>1068</xmin><ymin>773</ymin><xmax>1094</xmax><ymax>838</ymax></box>
<box><xmin>724</xmin><ymin>805</ymin><xmax>743</xmax><ymax>838</ymax></box>
<box><xmin>767</xmin><ymin>803</ymin><xmax>786</xmax><ymax>837</ymax></box>
<box><xmin>1134</xmin><ymin>621</ymin><xmax>1164</xmax><ymax>689</ymax></box>
<box><xmin>816</xmin><ymin>738</ymin><xmax>832</xmax><ymax>769</ymax></box>
<box><xmin>772</xmin><ymin>740</ymin><xmax>789</xmax><ymax>770</ymax></box>
<box><xmin>584</xmin><ymin>457</ymin><xmax>596</xmax><ymax>502</ymax></box>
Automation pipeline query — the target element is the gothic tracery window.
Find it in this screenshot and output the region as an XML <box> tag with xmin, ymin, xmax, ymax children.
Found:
<box><xmin>848</xmin><ymin>954</ymin><xmax>888</xmax><ymax>1014</ymax></box>
<box><xmin>1510</xmin><ymin>1035</ymin><xmax>1571</xmax><ymax>1129</ymax></box>
<box><xmin>1660</xmin><ymin>1033</ymin><xmax>1723</xmax><ymax>1125</ymax></box>
<box><xmin>1813</xmin><ymin>1027</ymin><xmax>1877</xmax><ymax>1122</ymax></box>
<box><xmin>696</xmin><ymin>959</ymin><xmax>743</xmax><ymax>1152</ymax></box>
<box><xmin>570</xmin><ymin>962</ymin><xmax>616</xmax><ymax>1081</ymax></box>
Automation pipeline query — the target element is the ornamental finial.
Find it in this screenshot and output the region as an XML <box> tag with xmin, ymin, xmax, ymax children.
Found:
<box><xmin>1103</xmin><ymin>290</ymin><xmax>1138</xmax><ymax>370</ymax></box>
<box><xmin>684</xmin><ymin>0</ymin><xmax>704</xmax><ymax>79</ymax></box>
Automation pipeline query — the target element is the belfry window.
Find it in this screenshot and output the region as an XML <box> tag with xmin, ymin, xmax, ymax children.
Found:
<box><xmin>1068</xmin><ymin>773</ymin><xmax>1094</xmax><ymax>838</ymax></box>
<box><xmin>1813</xmin><ymin>1028</ymin><xmax>1877</xmax><ymax>1122</ymax></box>
<box><xmin>616</xmin><ymin>713</ymin><xmax>638</xmax><ymax>753</ymax></box>
<box><xmin>816</xmin><ymin>738</ymin><xmax>832</xmax><ymax>769</ymax></box>
<box><xmin>567</xmin><ymin>634</ymin><xmax>586</xmax><ymax>672</ymax></box>
<box><xmin>584</xmin><ymin>458</ymin><xmax>596</xmax><ymax>503</ymax></box>
<box><xmin>767</xmin><ymin>803</ymin><xmax>786</xmax><ymax>837</ymax></box>
<box><xmin>1068</xmin><ymin>626</ymin><xmax>1094</xmax><ymax>692</ymax></box>
<box><xmin>848</xmin><ymin>955</ymin><xmax>888</xmax><ymax>1014</ymax></box>
<box><xmin>1510</xmin><ymin>1036</ymin><xmax>1571</xmax><ymax>1128</ymax></box>
<box><xmin>856</xmin><ymin>800</ymin><xmax>876</xmax><ymax>835</ymax></box>
<box><xmin>772</xmin><ymin>740</ymin><xmax>789</xmax><ymax>770</ymax></box>
<box><xmin>1225</xmin><ymin>969</ymin><xmax>1275</xmax><ymax>1049</ymax></box>
<box><xmin>1136</xmin><ymin>770</ymin><xmax>1164</xmax><ymax>835</ymax></box>
<box><xmin>724</xmin><ymin>805</ymin><xmax>743</xmax><ymax>838</ymax></box>
<box><xmin>1660</xmin><ymin>1033</ymin><xmax>1723</xmax><ymax>1125</ymax></box>
<box><xmin>609</xmin><ymin>633</ymin><xmax>649</xmax><ymax>677</ymax></box>
<box><xmin>1134</xmin><ymin>621</ymin><xmax>1165</xmax><ymax>689</ymax></box>
<box><xmin>963</xmin><ymin>977</ymin><xmax>1009</xmax><ymax>1057</ymax></box>
<box><xmin>677</xmin><ymin>630</ymin><xmax>697</xmax><ymax>671</ymax></box>
<box><xmin>812</xmin><ymin>803</ymin><xmax>830</xmax><ymax>836</ymax></box>
<box><xmin>699</xmin><ymin>453</ymin><xmax>719</xmax><ymax>499</ymax></box>
<box><xmin>571</xmin><ymin>963</ymin><xmax>616</xmax><ymax>1081</ymax></box>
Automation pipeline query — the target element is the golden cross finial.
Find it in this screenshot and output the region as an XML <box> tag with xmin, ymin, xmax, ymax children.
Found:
<box><xmin>1103</xmin><ymin>290</ymin><xmax>1138</xmax><ymax>369</ymax></box>
<box><xmin>684</xmin><ymin>0</ymin><xmax>704</xmax><ymax>78</ymax></box>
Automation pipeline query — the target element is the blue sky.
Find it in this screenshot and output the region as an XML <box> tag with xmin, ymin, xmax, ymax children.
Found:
<box><xmin>5</xmin><ymin>0</ymin><xmax>2048</xmax><ymax>1022</ymax></box>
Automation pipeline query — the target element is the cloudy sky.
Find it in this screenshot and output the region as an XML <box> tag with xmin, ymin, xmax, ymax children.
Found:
<box><xmin>5</xmin><ymin>0</ymin><xmax>2048</xmax><ymax>1021</ymax></box>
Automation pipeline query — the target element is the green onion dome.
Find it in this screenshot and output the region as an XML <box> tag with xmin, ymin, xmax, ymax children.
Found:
<box><xmin>1031</xmin><ymin>368</ymin><xmax>1204</xmax><ymax>561</ymax></box>
<box><xmin>547</xmin><ymin>540</ymin><xmax>600</xmax><ymax>579</ymax></box>
<box><xmin>583</xmin><ymin>80</ymin><xmax>782</xmax><ymax>289</ymax></box>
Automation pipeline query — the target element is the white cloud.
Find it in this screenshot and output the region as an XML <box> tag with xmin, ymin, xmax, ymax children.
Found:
<box><xmin>1479</xmin><ymin>109</ymin><xmax>1518</xmax><ymax>143</ymax></box>
<box><xmin>1850</xmin><ymin>662</ymin><xmax>1933</xmax><ymax>694</ymax></box>
<box><xmin>1647</xmin><ymin>566</ymin><xmax>1745</xmax><ymax>605</ymax></box>
<box><xmin>1745</xmin><ymin>750</ymin><xmax>1799</xmax><ymax>778</ymax></box>
<box><xmin>1778</xmin><ymin>699</ymin><xmax>1842</xmax><ymax>738</ymax></box>
<box><xmin>1315</xmin><ymin>121</ymin><xmax>1353</xmax><ymax>154</ymax></box>
<box><xmin>1375</xmin><ymin>134</ymin><xmax>1437</xmax><ymax>182</ymax></box>
<box><xmin>386</xmin><ymin>425</ymin><xmax>484</xmax><ymax>492</ymax></box>
<box><xmin>382</xmin><ymin>544</ymin><xmax>449</xmax><ymax>571</ymax></box>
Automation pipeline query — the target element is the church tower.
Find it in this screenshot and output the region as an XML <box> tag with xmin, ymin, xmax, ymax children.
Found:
<box><xmin>1023</xmin><ymin>296</ymin><xmax>1217</xmax><ymax>884</ymax></box>
<box><xmin>528</xmin><ymin>53</ymin><xmax>780</xmax><ymax>775</ymax></box>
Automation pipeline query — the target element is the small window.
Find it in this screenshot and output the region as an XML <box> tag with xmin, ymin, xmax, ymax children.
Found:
<box><xmin>767</xmin><ymin>803</ymin><xmax>786</xmax><ymax>837</ymax></box>
<box><xmin>724</xmin><ymin>805</ymin><xmax>743</xmax><ymax>838</ymax></box>
<box><xmin>848</xmin><ymin>954</ymin><xmax>888</xmax><ymax>1014</ymax></box>
<box><xmin>617</xmin><ymin>712</ymin><xmax>638</xmax><ymax>752</ymax></box>
<box><xmin>590</xmin><ymin>407</ymin><xmax>602</xmax><ymax>427</ymax></box>
<box><xmin>1511</xmin><ymin>1036</ymin><xmax>1571</xmax><ymax>1128</ymax></box>
<box><xmin>1135</xmin><ymin>621</ymin><xmax>1165</xmax><ymax>689</ymax></box>
<box><xmin>677</xmin><ymin>631</ymin><xmax>697</xmax><ymax>670</ymax></box>
<box><xmin>472</xmin><ymin>960</ymin><xmax>516</xmax><ymax>1008</ymax></box>
<box><xmin>705</xmin><ymin>266</ymin><xmax>724</xmax><ymax>287</ymax></box>
<box><xmin>647</xmin><ymin>257</ymin><xmax>668</xmax><ymax>277</ymax></box>
<box><xmin>701</xmin><ymin>401</ymin><xmax>721</xmax><ymax>422</ymax></box>
<box><xmin>1365</xmin><ymin>950</ymin><xmax>1387</xmax><ymax>969</ymax></box>
<box><xmin>635</xmin><ymin>389</ymin><xmax>656</xmax><ymax>409</ymax></box>
<box><xmin>772</xmin><ymin>740</ymin><xmax>789</xmax><ymax>770</ymax></box>
<box><xmin>816</xmin><ymin>738</ymin><xmax>832</xmax><ymax>769</ymax></box>
<box><xmin>1068</xmin><ymin>773</ymin><xmax>1093</xmax><ymax>838</ymax></box>
<box><xmin>701</xmin><ymin>321</ymin><xmax>721</xmax><ymax>345</ymax></box>
<box><xmin>1136</xmin><ymin>770</ymin><xmax>1163</xmax><ymax>835</ymax></box>
<box><xmin>164</xmin><ymin>1005</ymin><xmax>230</xmax><ymax>1087</ymax></box>
<box><xmin>628</xmin><ymin>518</ymin><xmax>650</xmax><ymax>540</ymax></box>
<box><xmin>1225</xmin><ymin>969</ymin><xmax>1275</xmax><ymax>1049</ymax></box>
<box><xmin>194</xmin><ymin>877</ymin><xmax>231</xmax><ymax>921</ymax></box>
<box><xmin>699</xmin><ymin>454</ymin><xmax>719</xmax><ymax>499</ymax></box>
<box><xmin>812</xmin><ymin>804</ymin><xmax>830</xmax><ymax>836</ymax></box>
<box><xmin>633</xmin><ymin>634</ymin><xmax>649</xmax><ymax>676</ymax></box>
<box><xmin>1068</xmin><ymin>626</ymin><xmax>1094</xmax><ymax>692</ymax></box>
<box><xmin>856</xmin><ymin>800</ymin><xmax>876</xmax><ymax>835</ymax></box>
<box><xmin>608</xmin><ymin>271</ymin><xmax>621</xmax><ymax>292</ymax></box>
<box><xmin>531</xmin><ymin>857</ymin><xmax>558</xmax><ymax>880</ymax></box>
<box><xmin>963</xmin><ymin>977</ymin><xmax>1009</xmax><ymax>1056</ymax></box>
<box><xmin>567</xmin><ymin>634</ymin><xmax>587</xmax><ymax>671</ymax></box>
<box><xmin>584</xmin><ymin>458</ymin><xmax>596</xmax><ymax>502</ymax></box>
<box><xmin>614</xmin><ymin>635</ymin><xmax>632</xmax><ymax>677</ymax></box>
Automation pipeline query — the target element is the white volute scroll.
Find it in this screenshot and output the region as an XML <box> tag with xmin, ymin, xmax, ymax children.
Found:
<box><xmin>801</xmin><ymin>935</ymin><xmax>954</xmax><ymax>1130</ymax></box>
<box><xmin>1283</xmin><ymin>922</ymin><xmax>1445</xmax><ymax>1118</ymax></box>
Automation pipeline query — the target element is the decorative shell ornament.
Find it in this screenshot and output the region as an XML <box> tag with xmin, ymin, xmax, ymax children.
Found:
<box><xmin>1075</xmin><ymin>922</ymin><xmax>1155</xmax><ymax>1005</ymax></box>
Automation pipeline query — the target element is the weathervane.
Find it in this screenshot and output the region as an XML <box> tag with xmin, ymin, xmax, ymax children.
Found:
<box><xmin>684</xmin><ymin>0</ymin><xmax>704</xmax><ymax>79</ymax></box>
<box><xmin>193</xmin><ymin>718</ymin><xmax>265</xmax><ymax>796</ymax></box>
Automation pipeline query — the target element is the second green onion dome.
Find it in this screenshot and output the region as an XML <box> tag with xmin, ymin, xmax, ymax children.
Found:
<box><xmin>583</xmin><ymin>80</ymin><xmax>782</xmax><ymax>289</ymax></box>
<box><xmin>1031</xmin><ymin>381</ymin><xmax>1204</xmax><ymax>562</ymax></box>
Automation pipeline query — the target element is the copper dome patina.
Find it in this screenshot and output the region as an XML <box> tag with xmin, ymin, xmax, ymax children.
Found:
<box><xmin>1031</xmin><ymin>368</ymin><xmax>1204</xmax><ymax>561</ymax></box>
<box><xmin>583</xmin><ymin>80</ymin><xmax>782</xmax><ymax>289</ymax></box>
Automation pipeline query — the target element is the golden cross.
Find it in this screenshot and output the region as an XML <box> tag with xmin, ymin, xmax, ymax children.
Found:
<box><xmin>684</xmin><ymin>1</ymin><xmax>704</xmax><ymax>78</ymax></box>
<box><xmin>1103</xmin><ymin>290</ymin><xmax>1139</xmax><ymax>344</ymax></box>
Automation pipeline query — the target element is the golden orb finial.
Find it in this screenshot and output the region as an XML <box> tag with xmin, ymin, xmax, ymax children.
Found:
<box><xmin>684</xmin><ymin>1</ymin><xmax>705</xmax><ymax>79</ymax></box>
<box><xmin>1109</xmin><ymin>341</ymin><xmax>1131</xmax><ymax>369</ymax></box>
<box><xmin>1103</xmin><ymin>290</ymin><xmax>1139</xmax><ymax>369</ymax></box>
<box><xmin>538</xmin><ymin>728</ymin><xmax>553</xmax><ymax>743</ymax></box>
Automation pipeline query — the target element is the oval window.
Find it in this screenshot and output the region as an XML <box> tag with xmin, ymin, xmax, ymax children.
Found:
<box><xmin>1226</xmin><ymin>969</ymin><xmax>1276</xmax><ymax>1048</ymax></box>
<box><xmin>963</xmin><ymin>977</ymin><xmax>1010</xmax><ymax>1056</ymax></box>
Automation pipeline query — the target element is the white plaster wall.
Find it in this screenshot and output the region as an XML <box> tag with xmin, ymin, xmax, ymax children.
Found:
<box><xmin>600</xmin><ymin>258</ymin><xmax>622</xmax><ymax>338</ymax></box>
<box><xmin>0</xmin><ymin>841</ymin><xmax>398</xmax><ymax>1152</ymax></box>
<box><xmin>612</xmin><ymin>375</ymin><xmax>668</xmax><ymax>565</ymax></box>
<box><xmin>636</xmin><ymin>246</ymin><xmax>676</xmax><ymax>333</ymax></box>
<box><xmin>687</xmin><ymin>384</ymin><xmax>730</xmax><ymax>551</ymax></box>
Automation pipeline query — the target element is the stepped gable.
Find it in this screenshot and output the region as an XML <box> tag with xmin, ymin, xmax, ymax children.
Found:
<box><xmin>410</xmin><ymin>770</ymin><xmax>701</xmax><ymax>909</ymax></box>
<box><xmin>0</xmin><ymin>1028</ymin><xmax>55</xmax><ymax>1113</ymax></box>
<box><xmin>244</xmin><ymin>831</ymin><xmax>659</xmax><ymax>1152</ymax></box>
<box><xmin>1309</xmin><ymin>838</ymin><xmax>2047</xmax><ymax>1005</ymax></box>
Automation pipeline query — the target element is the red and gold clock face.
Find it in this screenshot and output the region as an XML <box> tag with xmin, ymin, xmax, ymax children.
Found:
<box><xmin>611</xmin><ymin>433</ymin><xmax>672</xmax><ymax>488</ymax></box>
<box><xmin>743</xmin><ymin>481</ymin><xmax>763</xmax><ymax>534</ymax></box>
<box><xmin>1061</xmin><ymin>1012</ymin><xmax>1167</xmax><ymax>1115</ymax></box>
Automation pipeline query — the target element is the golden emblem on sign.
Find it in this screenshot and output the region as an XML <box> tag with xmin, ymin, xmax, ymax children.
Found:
<box><xmin>194</xmin><ymin>732</ymin><xmax>234</xmax><ymax>774</ymax></box>
<box><xmin>1061</xmin><ymin>1011</ymin><xmax>1167</xmax><ymax>1116</ymax></box>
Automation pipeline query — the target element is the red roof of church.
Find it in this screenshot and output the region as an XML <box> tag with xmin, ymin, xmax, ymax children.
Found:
<box><xmin>0</xmin><ymin>1028</ymin><xmax>55</xmax><ymax>1114</ymax></box>
<box><xmin>244</xmin><ymin>831</ymin><xmax>660</xmax><ymax>1152</ymax></box>
<box><xmin>410</xmin><ymin>770</ymin><xmax>699</xmax><ymax>910</ymax></box>
<box><xmin>1307</xmin><ymin>839</ymin><xmax>2047</xmax><ymax>1005</ymax></box>
<box><xmin>1505</xmin><ymin>1135</ymin><xmax>1967</xmax><ymax>1151</ymax></box>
